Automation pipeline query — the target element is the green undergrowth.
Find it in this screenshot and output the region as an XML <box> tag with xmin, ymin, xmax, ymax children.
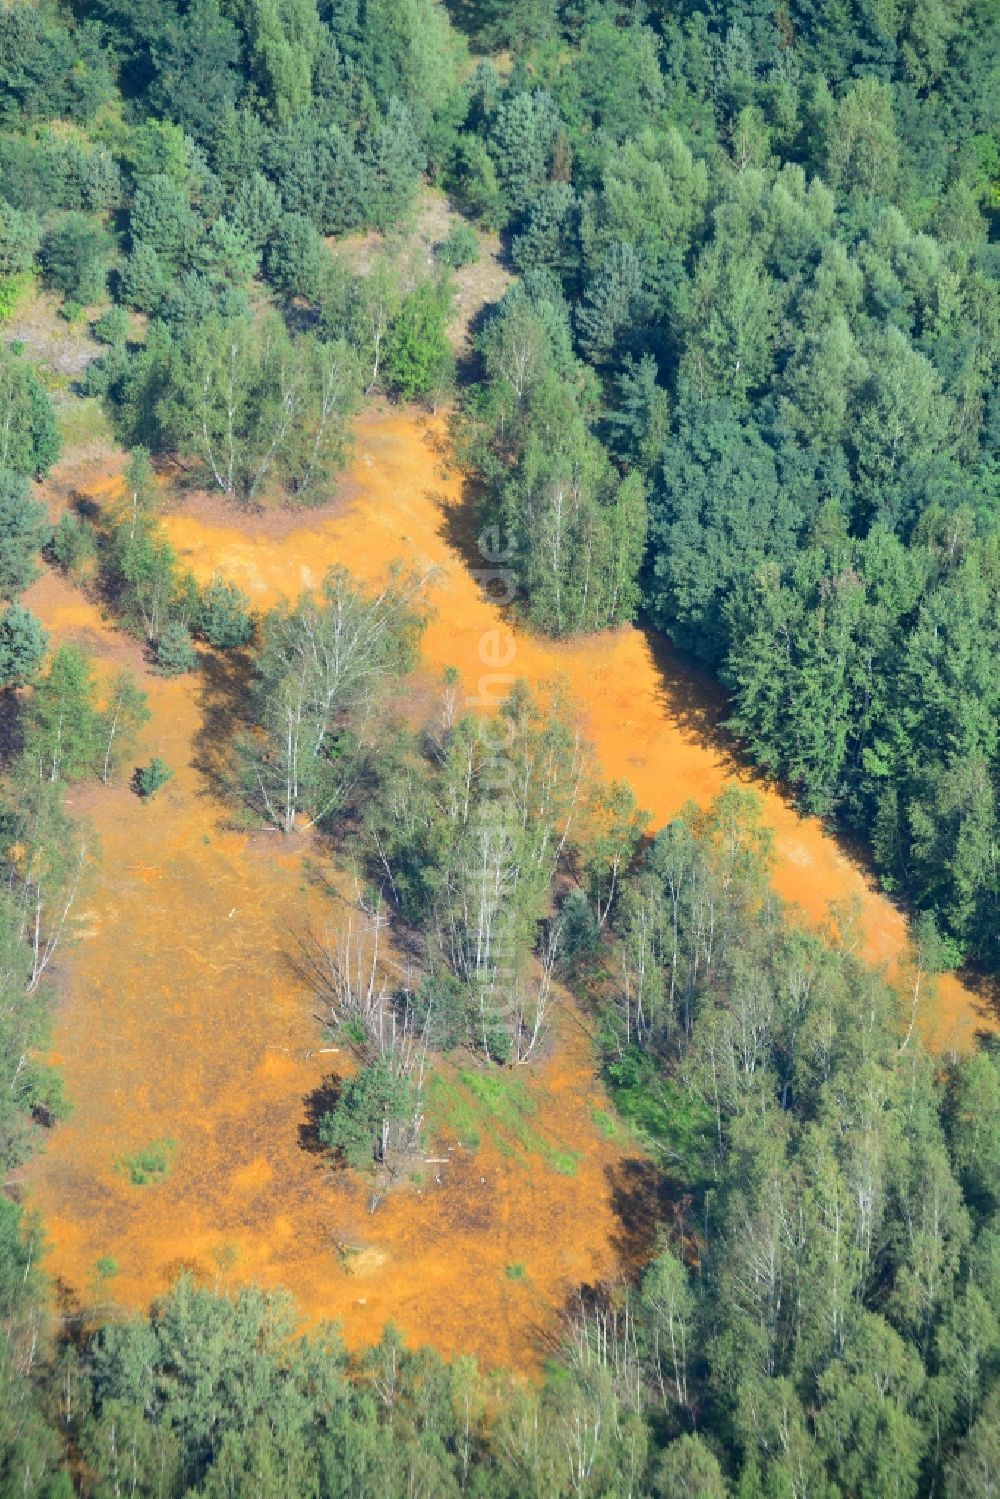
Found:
<box><xmin>427</xmin><ymin>1067</ymin><xmax>580</xmax><ymax>1176</ymax></box>
<box><xmin>116</xmin><ymin>1138</ymin><xmax>176</xmax><ymax>1186</ymax></box>
<box><xmin>603</xmin><ymin>1047</ymin><xmax>715</xmax><ymax>1190</ymax></box>
<box><xmin>56</xmin><ymin>393</ymin><xmax>114</xmax><ymax>451</ymax></box>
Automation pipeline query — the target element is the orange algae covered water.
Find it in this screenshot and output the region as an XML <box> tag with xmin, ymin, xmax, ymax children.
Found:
<box><xmin>22</xmin><ymin>409</ymin><xmax>991</xmax><ymax>1370</ymax></box>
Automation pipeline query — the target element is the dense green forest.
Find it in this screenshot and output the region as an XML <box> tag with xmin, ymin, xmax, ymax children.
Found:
<box><xmin>3</xmin><ymin>0</ymin><xmax>1000</xmax><ymax>1494</ymax></box>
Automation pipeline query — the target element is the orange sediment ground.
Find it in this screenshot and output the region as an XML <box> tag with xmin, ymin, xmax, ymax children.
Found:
<box><xmin>22</xmin><ymin>408</ymin><xmax>992</xmax><ymax>1368</ymax></box>
<box><xmin>163</xmin><ymin>410</ymin><xmax>989</xmax><ymax>1049</ymax></box>
<box><xmin>26</xmin><ymin>564</ymin><xmax>630</xmax><ymax>1366</ymax></box>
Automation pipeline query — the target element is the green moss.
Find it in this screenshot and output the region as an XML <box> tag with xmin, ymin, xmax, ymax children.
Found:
<box><xmin>590</xmin><ymin>1102</ymin><xmax>619</xmax><ymax>1138</ymax></box>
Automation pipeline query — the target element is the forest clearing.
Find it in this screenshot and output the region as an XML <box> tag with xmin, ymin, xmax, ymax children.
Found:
<box><xmin>21</xmin><ymin>402</ymin><xmax>990</xmax><ymax>1369</ymax></box>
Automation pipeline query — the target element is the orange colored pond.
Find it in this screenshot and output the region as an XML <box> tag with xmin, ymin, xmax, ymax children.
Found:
<box><xmin>23</xmin><ymin>409</ymin><xmax>991</xmax><ymax>1368</ymax></box>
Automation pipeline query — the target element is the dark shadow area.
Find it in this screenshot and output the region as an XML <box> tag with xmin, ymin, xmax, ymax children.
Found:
<box><xmin>453</xmin><ymin>287</ymin><xmax>510</xmax><ymax>388</ymax></box>
<box><xmin>604</xmin><ymin>1156</ymin><xmax>691</xmax><ymax>1276</ymax></box>
<box><xmin>421</xmin><ymin>402</ymin><xmax>904</xmax><ymax>944</ymax></box>
<box><xmin>432</xmin><ymin>468</ymin><xmax>500</xmax><ymax>589</ymax></box>
<box><xmin>51</xmin><ymin>1276</ymin><xmax>89</xmax><ymax>1341</ymax></box>
<box><xmin>298</xmin><ymin>1074</ymin><xmax>342</xmax><ymax>1155</ymax></box>
<box><xmin>425</xmin><ymin>423</ymin><xmax>964</xmax><ymax>1004</ymax></box>
<box><xmin>958</xmin><ymin>966</ymin><xmax>1000</xmax><ymax>1037</ymax></box>
<box><xmin>282</xmin><ymin>301</ymin><xmax>321</xmax><ymax>337</ymax></box>
<box><xmin>283</xmin><ymin>923</ymin><xmax>336</xmax><ymax>1017</ymax></box>
<box><xmin>532</xmin><ymin>1276</ymin><xmax>664</xmax><ymax>1363</ymax></box>
<box><xmin>31</xmin><ymin>1101</ymin><xmax>59</xmax><ymax>1130</ymax></box>
<box><xmin>69</xmin><ymin>489</ymin><xmax>102</xmax><ymax>523</ymax></box>
<box><xmin>0</xmin><ymin>684</ymin><xmax>25</xmax><ymax>766</ymax></box>
<box><xmin>638</xmin><ymin>617</ymin><xmax>948</xmax><ymax>955</ymax></box>
<box><xmin>641</xmin><ymin>620</ymin><xmax>738</xmax><ymax>761</ymax></box>
<box><xmin>438</xmin><ymin>0</ymin><xmax>496</xmax><ymax>45</ymax></box>
<box><xmin>189</xmin><ymin>644</ymin><xmax>256</xmax><ymax>804</ymax></box>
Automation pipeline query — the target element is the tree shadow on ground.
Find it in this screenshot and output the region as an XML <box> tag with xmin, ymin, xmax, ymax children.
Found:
<box><xmin>957</xmin><ymin>967</ymin><xmax>1000</xmax><ymax>1039</ymax></box>
<box><xmin>453</xmin><ymin>291</ymin><xmax>510</xmax><ymax>387</ymax></box>
<box><xmin>68</xmin><ymin>489</ymin><xmax>102</xmax><ymax>523</ymax></box>
<box><xmin>190</xmin><ymin>645</ymin><xmax>255</xmax><ymax>805</ymax></box>
<box><xmin>51</xmin><ymin>1276</ymin><xmax>90</xmax><ymax>1343</ymax></box>
<box><xmin>640</xmin><ymin>623</ymin><xmax>741</xmax><ymax>762</ymax></box>
<box><xmin>603</xmin><ymin>1156</ymin><xmax>692</xmax><ymax>1277</ymax></box>
<box><xmin>0</xmin><ymin>685</ymin><xmax>25</xmax><ymax>766</ymax></box>
<box><xmin>298</xmin><ymin>1074</ymin><xmax>342</xmax><ymax>1156</ymax></box>
<box><xmin>436</xmin><ymin>476</ymin><xmax>488</xmax><ymax>572</ymax></box>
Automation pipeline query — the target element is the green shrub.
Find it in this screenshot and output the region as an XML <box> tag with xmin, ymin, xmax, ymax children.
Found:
<box><xmin>0</xmin><ymin>347</ymin><xmax>60</xmax><ymax>476</ymax></box>
<box><xmin>0</xmin><ymin>200</ymin><xmax>40</xmax><ymax>280</ymax></box>
<box><xmin>0</xmin><ymin>468</ymin><xmax>51</xmax><ymax>593</ymax></box>
<box><xmin>0</xmin><ymin>602</ymin><xmax>47</xmax><ymax>686</ymax></box>
<box><xmin>155</xmin><ymin>621</ymin><xmax>197</xmax><ymax>675</ymax></box>
<box><xmin>437</xmin><ymin>224</ymin><xmax>479</xmax><ymax>269</ymax></box>
<box><xmin>119</xmin><ymin>240</ymin><xmax>168</xmax><ymax>313</ymax></box>
<box><xmin>604</xmin><ymin>1047</ymin><xmax>714</xmax><ymax>1184</ymax></box>
<box><xmin>91</xmin><ymin>305</ymin><xmax>129</xmax><ymax>346</ymax></box>
<box><xmin>0</xmin><ymin>270</ymin><xmax>31</xmax><ymax>321</ymax></box>
<box><xmin>50</xmin><ymin>511</ymin><xmax>95</xmax><ymax>574</ymax></box>
<box><xmin>410</xmin><ymin>971</ymin><xmax>468</xmax><ymax>1051</ymax></box>
<box><xmin>41</xmin><ymin>212</ymin><xmax>108</xmax><ymax>304</ymax></box>
<box><xmin>264</xmin><ymin>212</ymin><xmax>329</xmax><ymax>300</ymax></box>
<box><xmin>556</xmin><ymin>889</ymin><xmax>600</xmax><ymax>972</ymax></box>
<box><xmin>195</xmin><ymin>576</ymin><xmax>254</xmax><ymax>648</ymax></box>
<box><xmin>319</xmin><ymin>1059</ymin><xmax>419</xmax><ymax>1171</ymax></box>
<box><xmin>384</xmin><ymin>281</ymin><xmax>454</xmax><ymax>402</ymax></box>
<box><xmin>137</xmin><ymin>756</ymin><xmax>172</xmax><ymax>798</ymax></box>
<box><xmin>117</xmin><ymin>1139</ymin><xmax>175</xmax><ymax>1184</ymax></box>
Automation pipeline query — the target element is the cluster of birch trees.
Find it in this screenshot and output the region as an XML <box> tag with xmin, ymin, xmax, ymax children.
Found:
<box><xmin>567</xmin><ymin>784</ymin><xmax>1000</xmax><ymax>1497</ymax></box>
<box><xmin>232</xmin><ymin>570</ymin><xmax>645</xmax><ymax>1177</ymax></box>
<box><xmin>110</xmin><ymin>314</ymin><xmax>360</xmax><ymax>507</ymax></box>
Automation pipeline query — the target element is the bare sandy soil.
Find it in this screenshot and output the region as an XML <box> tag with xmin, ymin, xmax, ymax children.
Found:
<box><xmin>331</xmin><ymin>186</ymin><xmax>514</xmax><ymax>358</ymax></box>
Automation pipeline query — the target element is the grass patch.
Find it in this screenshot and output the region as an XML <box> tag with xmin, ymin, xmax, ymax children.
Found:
<box><xmin>94</xmin><ymin>1255</ymin><xmax>118</xmax><ymax>1280</ymax></box>
<box><xmin>56</xmin><ymin>394</ymin><xmax>114</xmax><ymax>453</ymax></box>
<box><xmin>590</xmin><ymin>1102</ymin><xmax>620</xmax><ymax>1138</ymax></box>
<box><xmin>461</xmin><ymin>1068</ymin><xmax>535</xmax><ymax>1135</ymax></box>
<box><xmin>426</xmin><ymin>1074</ymin><xmax>484</xmax><ymax>1150</ymax></box>
<box><xmin>506</xmin><ymin>1262</ymin><xmax>526</xmax><ymax>1281</ymax></box>
<box><xmin>426</xmin><ymin>1067</ymin><xmax>581</xmax><ymax>1176</ymax></box>
<box><xmin>116</xmin><ymin>1138</ymin><xmax>176</xmax><ymax>1186</ymax></box>
<box><xmin>589</xmin><ymin>1097</ymin><xmax>644</xmax><ymax>1155</ymax></box>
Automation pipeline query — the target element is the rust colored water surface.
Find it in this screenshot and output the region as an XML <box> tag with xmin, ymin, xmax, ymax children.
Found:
<box><xmin>23</xmin><ymin>409</ymin><xmax>990</xmax><ymax>1369</ymax></box>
